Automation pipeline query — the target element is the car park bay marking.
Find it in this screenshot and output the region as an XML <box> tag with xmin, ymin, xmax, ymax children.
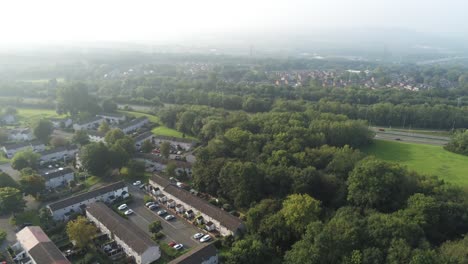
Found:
<box><xmin>132</xmin><ymin>211</ymin><xmax>178</xmax><ymax>243</ymax></box>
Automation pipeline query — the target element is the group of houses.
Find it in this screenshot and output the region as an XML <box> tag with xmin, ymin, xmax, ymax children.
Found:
<box><xmin>149</xmin><ymin>174</ymin><xmax>245</xmax><ymax>236</ymax></box>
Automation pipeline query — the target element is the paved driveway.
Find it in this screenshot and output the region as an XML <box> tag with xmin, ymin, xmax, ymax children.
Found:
<box><xmin>0</xmin><ymin>163</ymin><xmax>20</xmax><ymax>181</ymax></box>
<box><xmin>126</xmin><ymin>186</ymin><xmax>201</xmax><ymax>249</ymax></box>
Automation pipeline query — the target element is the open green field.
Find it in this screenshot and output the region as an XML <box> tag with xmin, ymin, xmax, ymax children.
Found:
<box><xmin>20</xmin><ymin>78</ymin><xmax>65</xmax><ymax>84</ymax></box>
<box><xmin>16</xmin><ymin>108</ymin><xmax>65</xmax><ymax>125</ymax></box>
<box><xmin>120</xmin><ymin>110</ymin><xmax>197</xmax><ymax>140</ymax></box>
<box><xmin>363</xmin><ymin>140</ymin><xmax>468</xmax><ymax>187</ymax></box>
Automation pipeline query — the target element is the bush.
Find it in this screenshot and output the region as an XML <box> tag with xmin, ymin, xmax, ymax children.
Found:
<box><xmin>144</xmin><ymin>195</ymin><xmax>154</xmax><ymax>204</ymax></box>
<box><xmin>0</xmin><ymin>229</ymin><xmax>6</xmax><ymax>244</ymax></box>
<box><xmin>151</xmin><ymin>231</ymin><xmax>165</xmax><ymax>241</ymax></box>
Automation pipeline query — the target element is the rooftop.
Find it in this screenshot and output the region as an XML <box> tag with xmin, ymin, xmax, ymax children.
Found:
<box><xmin>16</xmin><ymin>226</ymin><xmax>71</xmax><ymax>264</ymax></box>
<box><xmin>97</xmin><ymin>112</ymin><xmax>125</xmax><ymax>118</ymax></box>
<box><xmin>86</xmin><ymin>202</ymin><xmax>158</xmax><ymax>254</ymax></box>
<box><xmin>47</xmin><ymin>181</ymin><xmax>126</xmax><ymax>211</ymax></box>
<box><xmin>42</xmin><ymin>167</ymin><xmax>74</xmax><ymax>181</ymax></box>
<box><xmin>39</xmin><ymin>145</ymin><xmax>78</xmax><ymax>156</ymax></box>
<box><xmin>134</xmin><ymin>131</ymin><xmax>154</xmax><ymax>142</ymax></box>
<box><xmin>118</xmin><ymin>116</ymin><xmax>149</xmax><ymax>129</ymax></box>
<box><xmin>75</xmin><ymin>116</ymin><xmax>104</xmax><ymax>126</ymax></box>
<box><xmin>151</xmin><ymin>175</ymin><xmax>243</xmax><ymax>232</ymax></box>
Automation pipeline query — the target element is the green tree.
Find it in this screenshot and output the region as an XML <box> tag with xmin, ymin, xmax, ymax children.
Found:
<box><xmin>280</xmin><ymin>194</ymin><xmax>321</xmax><ymax>235</ymax></box>
<box><xmin>141</xmin><ymin>139</ymin><xmax>154</xmax><ymax>153</ymax></box>
<box><xmin>102</xmin><ymin>99</ymin><xmax>117</xmax><ymax>112</ymax></box>
<box><xmin>347</xmin><ymin>157</ymin><xmax>414</xmax><ymax>212</ymax></box>
<box><xmin>149</xmin><ymin>221</ymin><xmax>162</xmax><ymax>233</ymax></box>
<box><xmin>165</xmin><ymin>161</ymin><xmax>177</xmax><ymax>177</ymax></box>
<box><xmin>0</xmin><ymin>187</ymin><xmax>25</xmax><ymax>214</ymax></box>
<box><xmin>160</xmin><ymin>141</ymin><xmax>171</xmax><ymax>159</ymax></box>
<box><xmin>72</xmin><ymin>130</ymin><xmax>89</xmax><ymax>145</ymax></box>
<box><xmin>19</xmin><ymin>174</ymin><xmax>45</xmax><ymax>198</ymax></box>
<box><xmin>109</xmin><ymin>145</ymin><xmax>130</xmax><ymax>169</ymax></box>
<box><xmin>49</xmin><ymin>136</ymin><xmax>67</xmax><ymax>148</ymax></box>
<box><xmin>120</xmin><ymin>160</ymin><xmax>145</xmax><ymax>180</ymax></box>
<box><xmin>105</xmin><ymin>129</ymin><xmax>125</xmax><ymax>145</ymax></box>
<box><xmin>0</xmin><ymin>129</ymin><xmax>8</xmax><ymax>145</ymax></box>
<box><xmin>79</xmin><ymin>142</ymin><xmax>109</xmax><ymax>175</ymax></box>
<box><xmin>66</xmin><ymin>216</ymin><xmax>98</xmax><ymax>248</ymax></box>
<box><xmin>114</xmin><ymin>137</ymin><xmax>135</xmax><ymax>155</ymax></box>
<box><xmin>439</xmin><ymin>235</ymin><xmax>468</xmax><ymax>263</ymax></box>
<box><xmin>11</xmin><ymin>150</ymin><xmax>40</xmax><ymax>170</ymax></box>
<box><xmin>33</xmin><ymin>119</ymin><xmax>54</xmax><ymax>143</ymax></box>
<box><xmin>224</xmin><ymin>235</ymin><xmax>274</xmax><ymax>264</ymax></box>
<box><xmin>98</xmin><ymin>121</ymin><xmax>110</xmax><ymax>133</ymax></box>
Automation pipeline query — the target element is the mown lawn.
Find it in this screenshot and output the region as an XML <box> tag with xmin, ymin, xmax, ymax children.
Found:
<box><xmin>120</xmin><ymin>110</ymin><xmax>197</xmax><ymax>140</ymax></box>
<box><xmin>16</xmin><ymin>108</ymin><xmax>65</xmax><ymax>125</ymax></box>
<box><xmin>362</xmin><ymin>140</ymin><xmax>468</xmax><ymax>187</ymax></box>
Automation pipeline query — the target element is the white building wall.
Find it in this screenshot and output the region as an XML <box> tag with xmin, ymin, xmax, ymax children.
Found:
<box><xmin>50</xmin><ymin>187</ymin><xmax>128</xmax><ymax>221</ymax></box>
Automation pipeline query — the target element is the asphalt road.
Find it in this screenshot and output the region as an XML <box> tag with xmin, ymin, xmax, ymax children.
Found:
<box><xmin>372</xmin><ymin>129</ymin><xmax>450</xmax><ymax>146</ymax></box>
<box><xmin>126</xmin><ymin>185</ymin><xmax>201</xmax><ymax>249</ymax></box>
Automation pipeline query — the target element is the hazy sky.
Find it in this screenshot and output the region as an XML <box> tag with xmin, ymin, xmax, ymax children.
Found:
<box><xmin>0</xmin><ymin>0</ymin><xmax>467</xmax><ymax>44</ymax></box>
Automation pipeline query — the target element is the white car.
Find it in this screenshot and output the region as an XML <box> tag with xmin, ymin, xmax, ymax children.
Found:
<box><xmin>200</xmin><ymin>235</ymin><xmax>212</xmax><ymax>243</ymax></box>
<box><xmin>118</xmin><ymin>204</ymin><xmax>128</xmax><ymax>211</ymax></box>
<box><xmin>173</xmin><ymin>244</ymin><xmax>184</xmax><ymax>250</ymax></box>
<box><xmin>124</xmin><ymin>209</ymin><xmax>134</xmax><ymax>215</ymax></box>
<box><xmin>132</xmin><ymin>180</ymin><xmax>142</xmax><ymax>186</ymax></box>
<box><xmin>164</xmin><ymin>215</ymin><xmax>175</xmax><ymax>221</ymax></box>
<box><xmin>145</xmin><ymin>202</ymin><xmax>155</xmax><ymax>207</ymax></box>
<box><xmin>193</xmin><ymin>233</ymin><xmax>204</xmax><ymax>239</ymax></box>
<box><xmin>157</xmin><ymin>210</ymin><xmax>167</xmax><ymax>216</ymax></box>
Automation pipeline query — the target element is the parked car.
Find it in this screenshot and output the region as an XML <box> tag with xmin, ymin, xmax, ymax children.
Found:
<box><xmin>168</xmin><ymin>241</ymin><xmax>176</xmax><ymax>247</ymax></box>
<box><xmin>200</xmin><ymin>235</ymin><xmax>212</xmax><ymax>243</ymax></box>
<box><xmin>148</xmin><ymin>204</ymin><xmax>159</xmax><ymax>210</ymax></box>
<box><xmin>118</xmin><ymin>204</ymin><xmax>128</xmax><ymax>211</ymax></box>
<box><xmin>164</xmin><ymin>215</ymin><xmax>175</xmax><ymax>221</ymax></box>
<box><xmin>157</xmin><ymin>210</ymin><xmax>167</xmax><ymax>216</ymax></box>
<box><xmin>173</xmin><ymin>244</ymin><xmax>184</xmax><ymax>250</ymax></box>
<box><xmin>193</xmin><ymin>233</ymin><xmax>204</xmax><ymax>239</ymax></box>
<box><xmin>145</xmin><ymin>202</ymin><xmax>155</xmax><ymax>207</ymax></box>
<box><xmin>132</xmin><ymin>180</ymin><xmax>142</xmax><ymax>186</ymax></box>
<box><xmin>124</xmin><ymin>209</ymin><xmax>134</xmax><ymax>215</ymax></box>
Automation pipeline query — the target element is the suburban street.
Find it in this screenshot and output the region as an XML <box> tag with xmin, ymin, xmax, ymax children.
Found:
<box><xmin>126</xmin><ymin>185</ymin><xmax>201</xmax><ymax>249</ymax></box>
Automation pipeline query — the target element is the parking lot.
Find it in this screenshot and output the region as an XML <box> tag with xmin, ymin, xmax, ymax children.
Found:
<box><xmin>126</xmin><ymin>185</ymin><xmax>203</xmax><ymax>249</ymax></box>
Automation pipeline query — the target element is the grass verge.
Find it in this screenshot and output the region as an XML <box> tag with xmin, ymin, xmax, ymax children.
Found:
<box><xmin>362</xmin><ymin>139</ymin><xmax>468</xmax><ymax>187</ymax></box>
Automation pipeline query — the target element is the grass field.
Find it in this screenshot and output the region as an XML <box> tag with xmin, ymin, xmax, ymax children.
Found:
<box><xmin>120</xmin><ymin>110</ymin><xmax>197</xmax><ymax>140</ymax></box>
<box><xmin>16</xmin><ymin>108</ymin><xmax>65</xmax><ymax>125</ymax></box>
<box><xmin>363</xmin><ymin>140</ymin><xmax>468</xmax><ymax>187</ymax></box>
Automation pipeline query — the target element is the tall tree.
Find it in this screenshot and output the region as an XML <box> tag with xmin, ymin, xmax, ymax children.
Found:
<box><xmin>0</xmin><ymin>187</ymin><xmax>25</xmax><ymax>214</ymax></box>
<box><xmin>79</xmin><ymin>142</ymin><xmax>109</xmax><ymax>175</ymax></box>
<box><xmin>98</xmin><ymin>121</ymin><xmax>110</xmax><ymax>133</ymax></box>
<box><xmin>19</xmin><ymin>174</ymin><xmax>45</xmax><ymax>198</ymax></box>
<box><xmin>33</xmin><ymin>119</ymin><xmax>54</xmax><ymax>143</ymax></box>
<box><xmin>11</xmin><ymin>150</ymin><xmax>40</xmax><ymax>170</ymax></box>
<box><xmin>72</xmin><ymin>130</ymin><xmax>89</xmax><ymax>145</ymax></box>
<box><xmin>280</xmin><ymin>194</ymin><xmax>321</xmax><ymax>235</ymax></box>
<box><xmin>105</xmin><ymin>129</ymin><xmax>125</xmax><ymax>145</ymax></box>
<box><xmin>66</xmin><ymin>216</ymin><xmax>98</xmax><ymax>248</ymax></box>
<box><xmin>160</xmin><ymin>141</ymin><xmax>171</xmax><ymax>159</ymax></box>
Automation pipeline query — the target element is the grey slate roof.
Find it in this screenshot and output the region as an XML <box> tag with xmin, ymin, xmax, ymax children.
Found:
<box><xmin>86</xmin><ymin>202</ymin><xmax>158</xmax><ymax>254</ymax></box>
<box><xmin>151</xmin><ymin>175</ymin><xmax>243</xmax><ymax>232</ymax></box>
<box><xmin>47</xmin><ymin>181</ymin><xmax>126</xmax><ymax>211</ymax></box>
<box><xmin>42</xmin><ymin>168</ymin><xmax>74</xmax><ymax>181</ymax></box>
<box><xmin>28</xmin><ymin>241</ymin><xmax>71</xmax><ymax>264</ymax></box>
<box><xmin>168</xmin><ymin>243</ymin><xmax>217</xmax><ymax>264</ymax></box>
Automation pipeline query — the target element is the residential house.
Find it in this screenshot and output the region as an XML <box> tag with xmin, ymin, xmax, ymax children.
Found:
<box><xmin>136</xmin><ymin>155</ymin><xmax>192</xmax><ymax>176</ymax></box>
<box><xmin>46</xmin><ymin>181</ymin><xmax>128</xmax><ymax>221</ymax></box>
<box><xmin>42</xmin><ymin>167</ymin><xmax>74</xmax><ymax>189</ymax></box>
<box><xmin>149</xmin><ymin>175</ymin><xmax>245</xmax><ymax>236</ymax></box>
<box><xmin>168</xmin><ymin>243</ymin><xmax>218</xmax><ymax>264</ymax></box>
<box><xmin>38</xmin><ymin>145</ymin><xmax>78</xmax><ymax>164</ymax></box>
<box><xmin>12</xmin><ymin>226</ymin><xmax>71</xmax><ymax>264</ymax></box>
<box><xmin>86</xmin><ymin>130</ymin><xmax>106</xmax><ymax>143</ymax></box>
<box><xmin>7</xmin><ymin>128</ymin><xmax>33</xmax><ymax>141</ymax></box>
<box><xmin>97</xmin><ymin>113</ymin><xmax>126</xmax><ymax>124</ymax></box>
<box><xmin>118</xmin><ymin>117</ymin><xmax>149</xmax><ymax>134</ymax></box>
<box><xmin>72</xmin><ymin>116</ymin><xmax>105</xmax><ymax>131</ymax></box>
<box><xmin>86</xmin><ymin>202</ymin><xmax>161</xmax><ymax>264</ymax></box>
<box><xmin>153</xmin><ymin>135</ymin><xmax>195</xmax><ymax>151</ymax></box>
<box><xmin>50</xmin><ymin>118</ymin><xmax>73</xmax><ymax>129</ymax></box>
<box><xmin>1</xmin><ymin>141</ymin><xmax>46</xmax><ymax>158</ymax></box>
